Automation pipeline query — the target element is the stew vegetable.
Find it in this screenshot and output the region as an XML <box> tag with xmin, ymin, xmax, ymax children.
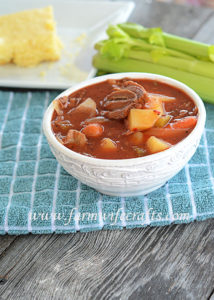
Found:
<box><xmin>51</xmin><ymin>78</ymin><xmax>198</xmax><ymax>159</ymax></box>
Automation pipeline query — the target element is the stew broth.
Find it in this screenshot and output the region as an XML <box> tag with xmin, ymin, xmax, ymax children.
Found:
<box><xmin>51</xmin><ymin>78</ymin><xmax>198</xmax><ymax>159</ymax></box>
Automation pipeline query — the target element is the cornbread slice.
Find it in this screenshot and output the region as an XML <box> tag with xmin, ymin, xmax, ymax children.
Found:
<box><xmin>0</xmin><ymin>6</ymin><xmax>62</xmax><ymax>67</ymax></box>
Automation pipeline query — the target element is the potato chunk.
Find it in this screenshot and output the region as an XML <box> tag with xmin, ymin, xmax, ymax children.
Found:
<box><xmin>146</xmin><ymin>136</ymin><xmax>171</xmax><ymax>154</ymax></box>
<box><xmin>128</xmin><ymin>132</ymin><xmax>144</xmax><ymax>145</ymax></box>
<box><xmin>75</xmin><ymin>98</ymin><xmax>97</xmax><ymax>117</ymax></box>
<box><xmin>128</xmin><ymin>109</ymin><xmax>160</xmax><ymax>131</ymax></box>
<box><xmin>100</xmin><ymin>138</ymin><xmax>117</xmax><ymax>152</ymax></box>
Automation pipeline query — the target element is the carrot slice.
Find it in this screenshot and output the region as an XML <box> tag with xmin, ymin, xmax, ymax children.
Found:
<box><xmin>82</xmin><ymin>123</ymin><xmax>103</xmax><ymax>137</ymax></box>
<box><xmin>144</xmin><ymin>128</ymin><xmax>191</xmax><ymax>143</ymax></box>
<box><xmin>167</xmin><ymin>117</ymin><xmax>197</xmax><ymax>129</ymax></box>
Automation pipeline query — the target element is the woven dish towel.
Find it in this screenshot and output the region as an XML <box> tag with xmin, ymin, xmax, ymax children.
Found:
<box><xmin>0</xmin><ymin>90</ymin><xmax>214</xmax><ymax>235</ymax></box>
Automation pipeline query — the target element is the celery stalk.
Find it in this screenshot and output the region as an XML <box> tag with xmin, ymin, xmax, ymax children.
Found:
<box><xmin>118</xmin><ymin>23</ymin><xmax>164</xmax><ymax>41</ymax></box>
<box><xmin>93</xmin><ymin>53</ymin><xmax>214</xmax><ymax>103</ymax></box>
<box><xmin>125</xmin><ymin>49</ymin><xmax>214</xmax><ymax>79</ymax></box>
<box><xmin>96</xmin><ymin>39</ymin><xmax>214</xmax><ymax>78</ymax></box>
<box><xmin>95</xmin><ymin>38</ymin><xmax>194</xmax><ymax>60</ymax></box>
<box><xmin>93</xmin><ymin>23</ymin><xmax>214</xmax><ymax>103</ymax></box>
<box><xmin>109</xmin><ymin>24</ymin><xmax>165</xmax><ymax>46</ymax></box>
<box><xmin>118</xmin><ymin>23</ymin><xmax>214</xmax><ymax>62</ymax></box>
<box><xmin>164</xmin><ymin>33</ymin><xmax>214</xmax><ymax>62</ymax></box>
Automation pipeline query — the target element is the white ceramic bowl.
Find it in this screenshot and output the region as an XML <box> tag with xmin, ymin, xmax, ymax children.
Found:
<box><xmin>43</xmin><ymin>73</ymin><xmax>206</xmax><ymax>196</ymax></box>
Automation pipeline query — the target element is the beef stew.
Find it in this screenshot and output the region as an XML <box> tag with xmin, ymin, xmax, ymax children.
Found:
<box><xmin>51</xmin><ymin>78</ymin><xmax>198</xmax><ymax>159</ymax></box>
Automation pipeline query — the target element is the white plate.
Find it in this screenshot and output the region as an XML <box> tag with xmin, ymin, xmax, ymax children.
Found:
<box><xmin>0</xmin><ymin>0</ymin><xmax>134</xmax><ymax>89</ymax></box>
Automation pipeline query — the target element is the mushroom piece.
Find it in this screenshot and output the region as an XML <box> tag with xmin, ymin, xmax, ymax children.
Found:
<box><xmin>63</xmin><ymin>129</ymin><xmax>87</xmax><ymax>147</ymax></box>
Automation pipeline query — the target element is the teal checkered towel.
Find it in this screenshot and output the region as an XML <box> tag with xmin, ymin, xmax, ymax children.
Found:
<box><xmin>0</xmin><ymin>90</ymin><xmax>214</xmax><ymax>235</ymax></box>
